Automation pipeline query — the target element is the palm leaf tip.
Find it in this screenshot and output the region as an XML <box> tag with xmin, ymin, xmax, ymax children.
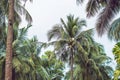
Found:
<box><xmin>76</xmin><ymin>0</ymin><xmax>84</xmax><ymax>5</ymax></box>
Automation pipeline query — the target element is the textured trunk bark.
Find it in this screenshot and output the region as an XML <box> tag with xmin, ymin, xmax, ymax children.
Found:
<box><xmin>5</xmin><ymin>0</ymin><xmax>14</xmax><ymax>80</ymax></box>
<box><xmin>86</xmin><ymin>68</ymin><xmax>88</xmax><ymax>80</ymax></box>
<box><xmin>70</xmin><ymin>48</ymin><xmax>73</xmax><ymax>80</ymax></box>
<box><xmin>85</xmin><ymin>63</ymin><xmax>90</xmax><ymax>80</ymax></box>
<box><xmin>83</xmin><ymin>64</ymin><xmax>88</xmax><ymax>80</ymax></box>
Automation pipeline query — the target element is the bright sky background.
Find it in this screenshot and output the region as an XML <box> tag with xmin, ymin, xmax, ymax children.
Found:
<box><xmin>20</xmin><ymin>0</ymin><xmax>116</xmax><ymax>67</ymax></box>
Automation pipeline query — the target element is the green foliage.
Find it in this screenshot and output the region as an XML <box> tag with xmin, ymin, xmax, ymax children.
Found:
<box><xmin>0</xmin><ymin>5</ymin><xmax>114</xmax><ymax>79</ymax></box>
<box><xmin>0</xmin><ymin>0</ymin><xmax>32</xmax><ymax>26</ymax></box>
<box><xmin>0</xmin><ymin>25</ymin><xmax>50</xmax><ymax>80</ymax></box>
<box><xmin>108</xmin><ymin>18</ymin><xmax>120</xmax><ymax>41</ymax></box>
<box><xmin>66</xmin><ymin>42</ymin><xmax>113</xmax><ymax>80</ymax></box>
<box><xmin>113</xmin><ymin>42</ymin><xmax>120</xmax><ymax>80</ymax></box>
<box><xmin>41</xmin><ymin>51</ymin><xmax>65</xmax><ymax>80</ymax></box>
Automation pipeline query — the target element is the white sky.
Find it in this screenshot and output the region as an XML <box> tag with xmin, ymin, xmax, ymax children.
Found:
<box><xmin>20</xmin><ymin>0</ymin><xmax>116</xmax><ymax>66</ymax></box>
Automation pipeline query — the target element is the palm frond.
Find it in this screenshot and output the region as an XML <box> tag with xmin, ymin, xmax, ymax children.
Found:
<box><xmin>14</xmin><ymin>2</ymin><xmax>32</xmax><ymax>24</ymax></box>
<box><xmin>47</xmin><ymin>39</ymin><xmax>68</xmax><ymax>46</ymax></box>
<box><xmin>14</xmin><ymin>8</ymin><xmax>22</xmax><ymax>24</ymax></box>
<box><xmin>96</xmin><ymin>0</ymin><xmax>120</xmax><ymax>36</ymax></box>
<box><xmin>94</xmin><ymin>55</ymin><xmax>112</xmax><ymax>64</ymax></box>
<box><xmin>86</xmin><ymin>0</ymin><xmax>107</xmax><ymax>17</ymax></box>
<box><xmin>47</xmin><ymin>25</ymin><xmax>63</xmax><ymax>41</ymax></box>
<box><xmin>76</xmin><ymin>28</ymin><xmax>94</xmax><ymax>38</ymax></box>
<box><xmin>18</xmin><ymin>25</ymin><xmax>31</xmax><ymax>40</ymax></box>
<box><xmin>77</xmin><ymin>19</ymin><xmax>86</xmax><ymax>28</ymax></box>
<box><xmin>86</xmin><ymin>0</ymin><xmax>101</xmax><ymax>17</ymax></box>
<box><xmin>38</xmin><ymin>66</ymin><xmax>50</xmax><ymax>80</ymax></box>
<box><xmin>60</xmin><ymin>18</ymin><xmax>68</xmax><ymax>31</ymax></box>
<box><xmin>47</xmin><ymin>39</ymin><xmax>69</xmax><ymax>61</ymax></box>
<box><xmin>76</xmin><ymin>29</ymin><xmax>94</xmax><ymax>46</ymax></box>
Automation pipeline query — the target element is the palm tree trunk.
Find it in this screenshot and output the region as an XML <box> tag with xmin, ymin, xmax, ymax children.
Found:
<box><xmin>70</xmin><ymin>48</ymin><xmax>74</xmax><ymax>80</ymax></box>
<box><xmin>86</xmin><ymin>68</ymin><xmax>89</xmax><ymax>80</ymax></box>
<box><xmin>5</xmin><ymin>0</ymin><xmax>14</xmax><ymax>80</ymax></box>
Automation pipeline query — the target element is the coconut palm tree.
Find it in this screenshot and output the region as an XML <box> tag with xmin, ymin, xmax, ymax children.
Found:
<box><xmin>79</xmin><ymin>42</ymin><xmax>113</xmax><ymax>80</ymax></box>
<box><xmin>47</xmin><ymin>15</ymin><xmax>94</xmax><ymax>80</ymax></box>
<box><xmin>0</xmin><ymin>0</ymin><xmax>33</xmax><ymax>79</ymax></box>
<box><xmin>0</xmin><ymin>25</ymin><xmax>50</xmax><ymax>80</ymax></box>
<box><xmin>65</xmin><ymin>40</ymin><xmax>113</xmax><ymax>80</ymax></box>
<box><xmin>76</xmin><ymin>0</ymin><xmax>120</xmax><ymax>35</ymax></box>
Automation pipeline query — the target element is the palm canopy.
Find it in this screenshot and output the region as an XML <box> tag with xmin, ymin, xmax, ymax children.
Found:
<box><xmin>65</xmin><ymin>41</ymin><xmax>113</xmax><ymax>80</ymax></box>
<box><xmin>88</xmin><ymin>42</ymin><xmax>113</xmax><ymax>80</ymax></box>
<box><xmin>47</xmin><ymin>14</ymin><xmax>92</xmax><ymax>61</ymax></box>
<box><xmin>77</xmin><ymin>0</ymin><xmax>120</xmax><ymax>36</ymax></box>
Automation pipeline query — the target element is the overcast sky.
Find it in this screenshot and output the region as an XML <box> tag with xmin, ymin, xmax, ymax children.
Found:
<box><xmin>20</xmin><ymin>0</ymin><xmax>116</xmax><ymax>66</ymax></box>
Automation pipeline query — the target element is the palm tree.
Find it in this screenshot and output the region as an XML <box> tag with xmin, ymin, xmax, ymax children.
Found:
<box><xmin>0</xmin><ymin>0</ymin><xmax>33</xmax><ymax>80</ymax></box>
<box><xmin>76</xmin><ymin>0</ymin><xmax>120</xmax><ymax>35</ymax></box>
<box><xmin>113</xmin><ymin>42</ymin><xmax>120</xmax><ymax>80</ymax></box>
<box><xmin>0</xmin><ymin>25</ymin><xmax>50</xmax><ymax>80</ymax></box>
<box><xmin>65</xmin><ymin>41</ymin><xmax>113</xmax><ymax>80</ymax></box>
<box><xmin>85</xmin><ymin>43</ymin><xmax>113</xmax><ymax>80</ymax></box>
<box><xmin>47</xmin><ymin>15</ymin><xmax>93</xmax><ymax>80</ymax></box>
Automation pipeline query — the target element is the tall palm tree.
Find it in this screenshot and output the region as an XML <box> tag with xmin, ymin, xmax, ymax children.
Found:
<box><xmin>80</xmin><ymin>42</ymin><xmax>113</xmax><ymax>80</ymax></box>
<box><xmin>65</xmin><ymin>40</ymin><xmax>113</xmax><ymax>80</ymax></box>
<box><xmin>0</xmin><ymin>25</ymin><xmax>50</xmax><ymax>80</ymax></box>
<box><xmin>47</xmin><ymin>15</ymin><xmax>93</xmax><ymax>80</ymax></box>
<box><xmin>76</xmin><ymin>0</ymin><xmax>120</xmax><ymax>35</ymax></box>
<box><xmin>0</xmin><ymin>0</ymin><xmax>33</xmax><ymax>80</ymax></box>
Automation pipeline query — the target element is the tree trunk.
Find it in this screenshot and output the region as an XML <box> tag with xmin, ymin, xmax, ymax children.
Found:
<box><xmin>70</xmin><ymin>48</ymin><xmax>74</xmax><ymax>80</ymax></box>
<box><xmin>5</xmin><ymin>0</ymin><xmax>14</xmax><ymax>80</ymax></box>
